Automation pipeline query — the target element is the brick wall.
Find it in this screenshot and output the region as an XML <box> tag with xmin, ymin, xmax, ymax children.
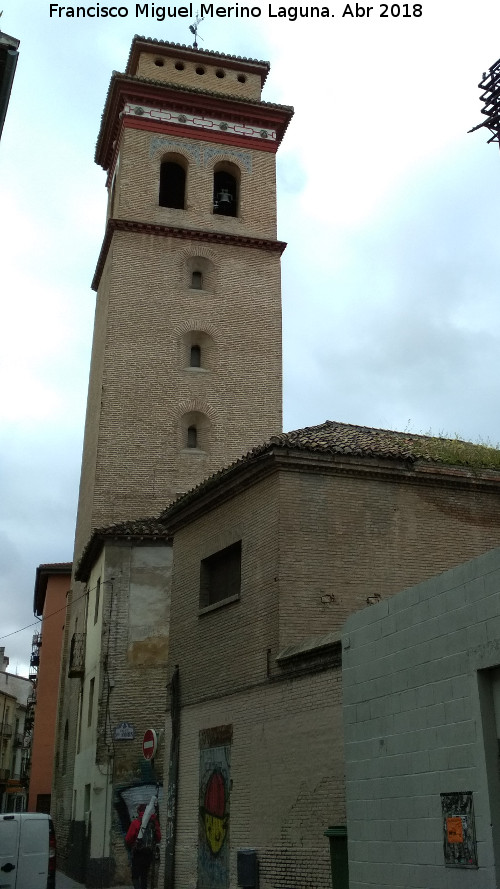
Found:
<box><xmin>55</xmin><ymin>43</ymin><xmax>285</xmax><ymax>879</ymax></box>
<box><xmin>162</xmin><ymin>668</ymin><xmax>344</xmax><ymax>889</ymax></box>
<box><xmin>343</xmin><ymin>546</ymin><xmax>500</xmax><ymax>889</ymax></box>
<box><xmin>135</xmin><ymin>52</ymin><xmax>264</xmax><ymax>102</ymax></box>
<box><xmin>164</xmin><ymin>454</ymin><xmax>500</xmax><ymax>888</ymax></box>
<box><xmin>278</xmin><ymin>461</ymin><xmax>500</xmax><ymax>650</ymax></box>
<box><xmin>116</xmin><ymin>127</ymin><xmax>278</xmax><ymax>239</ymax></box>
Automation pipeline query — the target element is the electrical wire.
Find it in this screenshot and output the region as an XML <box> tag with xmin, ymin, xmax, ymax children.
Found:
<box><xmin>0</xmin><ymin>580</ymin><xmax>110</xmax><ymax>641</ymax></box>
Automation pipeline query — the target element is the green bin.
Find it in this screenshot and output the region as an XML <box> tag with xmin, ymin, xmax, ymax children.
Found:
<box><xmin>324</xmin><ymin>825</ymin><xmax>349</xmax><ymax>889</ymax></box>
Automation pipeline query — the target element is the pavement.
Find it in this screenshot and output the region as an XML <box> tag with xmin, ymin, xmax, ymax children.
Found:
<box><xmin>56</xmin><ymin>872</ymin><xmax>130</xmax><ymax>889</ymax></box>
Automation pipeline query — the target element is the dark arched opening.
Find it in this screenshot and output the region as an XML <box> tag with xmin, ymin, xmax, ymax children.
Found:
<box><xmin>213</xmin><ymin>169</ymin><xmax>237</xmax><ymax>217</ymax></box>
<box><xmin>159</xmin><ymin>161</ymin><xmax>186</xmax><ymax>209</ymax></box>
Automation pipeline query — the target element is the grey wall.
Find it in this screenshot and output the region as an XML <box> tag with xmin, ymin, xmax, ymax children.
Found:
<box><xmin>342</xmin><ymin>546</ymin><xmax>500</xmax><ymax>889</ymax></box>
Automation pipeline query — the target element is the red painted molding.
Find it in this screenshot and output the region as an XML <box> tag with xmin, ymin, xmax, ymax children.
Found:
<box><xmin>121</xmin><ymin>115</ymin><xmax>278</xmax><ymax>153</ymax></box>
<box><xmin>91</xmin><ymin>218</ymin><xmax>287</xmax><ymax>291</ymax></box>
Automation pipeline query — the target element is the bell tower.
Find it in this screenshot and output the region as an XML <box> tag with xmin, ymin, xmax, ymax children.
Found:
<box><xmin>74</xmin><ymin>36</ymin><xmax>293</xmax><ymax>560</ymax></box>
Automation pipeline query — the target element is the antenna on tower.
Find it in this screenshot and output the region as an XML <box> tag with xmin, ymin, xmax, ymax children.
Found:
<box><xmin>189</xmin><ymin>12</ymin><xmax>204</xmax><ymax>50</ymax></box>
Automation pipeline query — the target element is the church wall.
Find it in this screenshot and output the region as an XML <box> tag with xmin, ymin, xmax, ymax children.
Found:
<box><xmin>80</xmin><ymin>231</ymin><xmax>282</xmax><ymax>528</ymax></box>
<box><xmin>116</xmin><ymin>127</ymin><xmax>278</xmax><ymax>239</ymax></box>
<box><xmin>135</xmin><ymin>51</ymin><xmax>264</xmax><ymax>101</ymax></box>
<box><xmin>277</xmin><ymin>465</ymin><xmax>500</xmax><ymax>651</ymax></box>
<box><xmin>167</xmin><ymin>667</ymin><xmax>343</xmax><ymax>889</ymax></box>
<box><xmin>168</xmin><ymin>473</ymin><xmax>281</xmax><ymax>708</ymax></box>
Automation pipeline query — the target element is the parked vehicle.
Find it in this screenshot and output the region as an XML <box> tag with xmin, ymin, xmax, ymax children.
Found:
<box><xmin>0</xmin><ymin>813</ymin><xmax>56</xmax><ymax>889</ymax></box>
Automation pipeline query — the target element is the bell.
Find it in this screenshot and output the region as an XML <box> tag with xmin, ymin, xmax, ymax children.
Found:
<box><xmin>217</xmin><ymin>188</ymin><xmax>233</xmax><ymax>205</ymax></box>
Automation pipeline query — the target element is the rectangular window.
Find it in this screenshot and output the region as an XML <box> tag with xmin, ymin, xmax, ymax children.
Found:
<box><xmin>200</xmin><ymin>541</ymin><xmax>241</xmax><ymax>609</ymax></box>
<box><xmin>87</xmin><ymin>678</ymin><xmax>95</xmax><ymax>728</ymax></box>
<box><xmin>77</xmin><ymin>689</ymin><xmax>83</xmax><ymax>752</ymax></box>
<box><xmin>94</xmin><ymin>578</ymin><xmax>101</xmax><ymax>625</ymax></box>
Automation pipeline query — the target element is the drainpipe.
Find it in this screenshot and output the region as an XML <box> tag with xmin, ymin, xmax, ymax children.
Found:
<box><xmin>164</xmin><ymin>666</ymin><xmax>180</xmax><ymax>889</ymax></box>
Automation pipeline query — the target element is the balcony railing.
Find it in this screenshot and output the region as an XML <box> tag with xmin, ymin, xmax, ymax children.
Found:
<box><xmin>0</xmin><ymin>722</ymin><xmax>12</xmax><ymax>738</ymax></box>
<box><xmin>68</xmin><ymin>632</ymin><xmax>86</xmax><ymax>678</ymax></box>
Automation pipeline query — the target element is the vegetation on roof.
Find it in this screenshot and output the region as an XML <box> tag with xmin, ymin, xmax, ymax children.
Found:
<box><xmin>407</xmin><ymin>433</ymin><xmax>500</xmax><ymax>471</ymax></box>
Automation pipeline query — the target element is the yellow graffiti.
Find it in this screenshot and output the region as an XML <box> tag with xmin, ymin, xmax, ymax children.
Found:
<box><xmin>204</xmin><ymin>813</ymin><xmax>227</xmax><ymax>855</ymax></box>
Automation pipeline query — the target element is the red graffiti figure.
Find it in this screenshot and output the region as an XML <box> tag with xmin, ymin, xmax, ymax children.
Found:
<box><xmin>202</xmin><ymin>770</ymin><xmax>228</xmax><ymax>855</ymax></box>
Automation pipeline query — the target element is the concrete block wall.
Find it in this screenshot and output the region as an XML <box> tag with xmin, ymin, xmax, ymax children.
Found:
<box><xmin>343</xmin><ymin>546</ymin><xmax>500</xmax><ymax>889</ymax></box>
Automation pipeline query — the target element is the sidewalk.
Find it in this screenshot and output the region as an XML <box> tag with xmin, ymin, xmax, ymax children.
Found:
<box><xmin>56</xmin><ymin>871</ymin><xmax>130</xmax><ymax>889</ymax></box>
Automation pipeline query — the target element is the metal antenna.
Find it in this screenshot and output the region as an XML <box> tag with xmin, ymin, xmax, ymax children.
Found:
<box><xmin>188</xmin><ymin>12</ymin><xmax>204</xmax><ymax>50</ymax></box>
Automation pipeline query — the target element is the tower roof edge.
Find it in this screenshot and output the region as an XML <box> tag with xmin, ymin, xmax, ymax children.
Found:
<box><xmin>126</xmin><ymin>35</ymin><xmax>271</xmax><ymax>85</ymax></box>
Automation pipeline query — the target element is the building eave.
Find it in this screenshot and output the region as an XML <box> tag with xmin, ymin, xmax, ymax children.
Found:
<box><xmin>161</xmin><ymin>446</ymin><xmax>500</xmax><ymax>535</ymax></box>
<box><xmin>33</xmin><ymin>562</ymin><xmax>72</xmax><ymax>617</ymax></box>
<box><xmin>75</xmin><ymin>520</ymin><xmax>172</xmax><ymax>583</ymax></box>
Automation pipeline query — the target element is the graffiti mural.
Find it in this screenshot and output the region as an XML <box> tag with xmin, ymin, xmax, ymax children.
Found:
<box><xmin>198</xmin><ymin>725</ymin><xmax>232</xmax><ymax>889</ymax></box>
<box><xmin>115</xmin><ymin>783</ymin><xmax>163</xmax><ymax>838</ymax></box>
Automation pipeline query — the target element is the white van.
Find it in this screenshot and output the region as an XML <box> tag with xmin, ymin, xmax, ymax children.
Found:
<box><xmin>0</xmin><ymin>813</ymin><xmax>56</xmax><ymax>889</ymax></box>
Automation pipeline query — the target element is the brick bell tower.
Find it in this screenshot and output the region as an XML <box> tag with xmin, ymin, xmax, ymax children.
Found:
<box><xmin>74</xmin><ymin>35</ymin><xmax>293</xmax><ymax>561</ymax></box>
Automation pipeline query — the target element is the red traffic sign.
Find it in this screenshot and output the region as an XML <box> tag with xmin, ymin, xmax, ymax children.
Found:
<box><xmin>142</xmin><ymin>728</ymin><xmax>157</xmax><ymax>761</ymax></box>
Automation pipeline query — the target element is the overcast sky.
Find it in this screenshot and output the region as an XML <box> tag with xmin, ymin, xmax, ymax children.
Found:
<box><xmin>2</xmin><ymin>0</ymin><xmax>500</xmax><ymax>674</ymax></box>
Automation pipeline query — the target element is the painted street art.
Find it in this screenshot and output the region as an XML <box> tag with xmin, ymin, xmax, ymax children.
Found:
<box><xmin>115</xmin><ymin>783</ymin><xmax>164</xmax><ymax>838</ymax></box>
<box><xmin>198</xmin><ymin>725</ymin><xmax>232</xmax><ymax>889</ymax></box>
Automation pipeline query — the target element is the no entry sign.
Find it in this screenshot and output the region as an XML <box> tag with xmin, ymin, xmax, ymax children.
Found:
<box><xmin>142</xmin><ymin>728</ymin><xmax>157</xmax><ymax>760</ymax></box>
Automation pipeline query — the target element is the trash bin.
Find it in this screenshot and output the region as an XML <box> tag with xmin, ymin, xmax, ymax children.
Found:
<box><xmin>324</xmin><ymin>825</ymin><xmax>349</xmax><ymax>889</ymax></box>
<box><xmin>237</xmin><ymin>849</ymin><xmax>258</xmax><ymax>888</ymax></box>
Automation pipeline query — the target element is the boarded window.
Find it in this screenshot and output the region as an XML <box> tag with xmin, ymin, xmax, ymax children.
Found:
<box><xmin>200</xmin><ymin>541</ymin><xmax>241</xmax><ymax>608</ymax></box>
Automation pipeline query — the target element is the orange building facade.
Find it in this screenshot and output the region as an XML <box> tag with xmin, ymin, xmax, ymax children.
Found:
<box><xmin>28</xmin><ymin>563</ymin><xmax>71</xmax><ymax>813</ymax></box>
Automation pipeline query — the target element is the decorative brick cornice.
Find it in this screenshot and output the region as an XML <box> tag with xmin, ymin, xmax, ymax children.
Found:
<box><xmin>95</xmin><ymin>73</ymin><xmax>293</xmax><ymax>171</ymax></box>
<box><xmin>91</xmin><ymin>218</ymin><xmax>287</xmax><ymax>291</ymax></box>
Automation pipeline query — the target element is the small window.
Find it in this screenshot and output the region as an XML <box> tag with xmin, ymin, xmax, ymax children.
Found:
<box><xmin>200</xmin><ymin>541</ymin><xmax>241</xmax><ymax>608</ymax></box>
<box><xmin>159</xmin><ymin>161</ymin><xmax>186</xmax><ymax>209</ymax></box>
<box><xmin>213</xmin><ymin>169</ymin><xmax>237</xmax><ymax>217</ymax></box>
<box><xmin>94</xmin><ymin>578</ymin><xmax>100</xmax><ymax>625</ymax></box>
<box><xmin>191</xmin><ymin>271</ymin><xmax>203</xmax><ymax>289</ymax></box>
<box><xmin>190</xmin><ymin>345</ymin><xmax>201</xmax><ymax>368</ymax></box>
<box><xmin>87</xmin><ymin>678</ymin><xmax>95</xmax><ymax>727</ymax></box>
<box><xmin>187</xmin><ymin>425</ymin><xmax>198</xmax><ymax>448</ymax></box>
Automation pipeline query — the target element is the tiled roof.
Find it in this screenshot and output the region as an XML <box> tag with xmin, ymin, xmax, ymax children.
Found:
<box><xmin>77</xmin><ymin>421</ymin><xmax>500</xmax><ymax>572</ymax></box>
<box><xmin>75</xmin><ymin>517</ymin><xmax>171</xmax><ymax>582</ymax></box>
<box><xmin>160</xmin><ymin>420</ymin><xmax>500</xmax><ymax>521</ymax></box>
